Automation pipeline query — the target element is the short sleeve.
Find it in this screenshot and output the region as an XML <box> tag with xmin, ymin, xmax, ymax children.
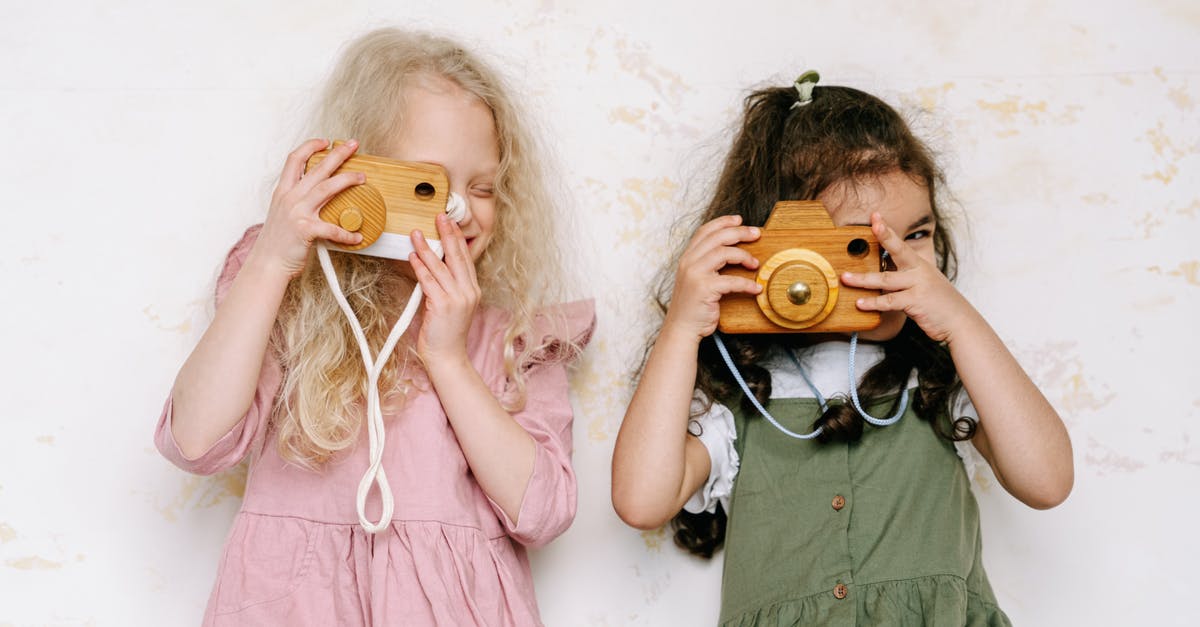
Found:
<box><xmin>683</xmin><ymin>393</ymin><xmax>740</xmax><ymax>515</ymax></box>
<box><xmin>950</xmin><ymin>387</ymin><xmax>987</xmax><ymax>484</ymax></box>
<box><xmin>487</xmin><ymin>299</ymin><xmax>595</xmax><ymax>547</ymax></box>
<box><xmin>153</xmin><ymin>225</ymin><xmax>279</xmax><ymax>475</ymax></box>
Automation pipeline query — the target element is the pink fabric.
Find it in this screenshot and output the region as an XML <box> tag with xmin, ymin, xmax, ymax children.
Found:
<box><xmin>155</xmin><ymin>226</ymin><xmax>595</xmax><ymax>626</ymax></box>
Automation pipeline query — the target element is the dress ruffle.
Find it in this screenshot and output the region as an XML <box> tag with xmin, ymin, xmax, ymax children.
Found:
<box><xmin>721</xmin><ymin>575</ymin><xmax>1011</xmax><ymax>627</ymax></box>
<box><xmin>208</xmin><ymin>513</ymin><xmax>541</xmax><ymax>626</ymax></box>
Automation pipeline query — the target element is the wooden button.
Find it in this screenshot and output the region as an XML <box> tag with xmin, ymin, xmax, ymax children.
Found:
<box><xmin>832</xmin><ymin>495</ymin><xmax>846</xmax><ymax>511</ymax></box>
<box><xmin>339</xmin><ymin>207</ymin><xmax>364</xmax><ymax>232</ymax></box>
<box><xmin>833</xmin><ymin>583</ymin><xmax>848</xmax><ymax>599</ymax></box>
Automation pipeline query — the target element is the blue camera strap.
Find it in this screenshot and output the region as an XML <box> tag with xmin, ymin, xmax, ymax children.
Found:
<box><xmin>712</xmin><ymin>332</ymin><xmax>909</xmax><ymax>440</ymax></box>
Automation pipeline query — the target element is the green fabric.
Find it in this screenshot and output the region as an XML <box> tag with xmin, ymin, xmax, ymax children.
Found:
<box><xmin>719</xmin><ymin>393</ymin><xmax>1011</xmax><ymax>626</ymax></box>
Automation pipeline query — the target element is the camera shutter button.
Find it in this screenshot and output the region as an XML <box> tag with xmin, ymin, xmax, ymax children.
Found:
<box><xmin>787</xmin><ymin>281</ymin><xmax>812</xmax><ymax>305</ymax></box>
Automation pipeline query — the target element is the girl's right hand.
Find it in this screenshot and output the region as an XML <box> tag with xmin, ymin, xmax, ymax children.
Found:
<box><xmin>250</xmin><ymin>138</ymin><xmax>367</xmax><ymax>276</ymax></box>
<box><xmin>663</xmin><ymin>214</ymin><xmax>763</xmax><ymax>342</ymax></box>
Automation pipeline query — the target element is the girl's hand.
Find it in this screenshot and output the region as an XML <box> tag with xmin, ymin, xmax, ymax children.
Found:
<box><xmin>250</xmin><ymin>139</ymin><xmax>366</xmax><ymax>276</ymax></box>
<box><xmin>664</xmin><ymin>215</ymin><xmax>763</xmax><ymax>343</ymax></box>
<box><xmin>409</xmin><ymin>214</ymin><xmax>479</xmax><ymax>364</ymax></box>
<box><xmin>840</xmin><ymin>212</ymin><xmax>976</xmax><ymax>343</ymax></box>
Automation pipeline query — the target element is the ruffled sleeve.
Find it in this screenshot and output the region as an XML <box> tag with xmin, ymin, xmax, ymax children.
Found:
<box><xmin>683</xmin><ymin>392</ymin><xmax>740</xmax><ymax>515</ymax></box>
<box><xmin>489</xmin><ymin>299</ymin><xmax>596</xmax><ymax>547</ymax></box>
<box><xmin>154</xmin><ymin>225</ymin><xmax>279</xmax><ymax>475</ymax></box>
<box><xmin>950</xmin><ymin>388</ymin><xmax>988</xmax><ymax>485</ymax></box>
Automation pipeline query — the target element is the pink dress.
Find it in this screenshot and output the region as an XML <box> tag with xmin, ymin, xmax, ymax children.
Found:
<box><xmin>155</xmin><ymin>227</ymin><xmax>595</xmax><ymax>626</ymax></box>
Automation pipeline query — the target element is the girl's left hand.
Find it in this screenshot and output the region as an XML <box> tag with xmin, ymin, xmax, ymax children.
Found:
<box><xmin>840</xmin><ymin>212</ymin><xmax>976</xmax><ymax>343</ymax></box>
<box><xmin>409</xmin><ymin>214</ymin><xmax>480</xmax><ymax>363</ymax></box>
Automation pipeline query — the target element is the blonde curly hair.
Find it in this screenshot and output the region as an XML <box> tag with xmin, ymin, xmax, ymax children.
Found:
<box><xmin>272</xmin><ymin>28</ymin><xmax>562</xmax><ymax>467</ymax></box>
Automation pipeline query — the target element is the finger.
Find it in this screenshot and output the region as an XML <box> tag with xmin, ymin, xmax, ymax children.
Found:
<box><xmin>441</xmin><ymin>216</ymin><xmax>478</xmax><ymax>284</ymax></box>
<box><xmin>685</xmin><ymin>226</ymin><xmax>761</xmax><ymax>265</ymax></box>
<box><xmin>839</xmin><ymin>269</ymin><xmax>914</xmax><ymax>292</ymax></box>
<box><xmin>702</xmin><ymin>245</ymin><xmax>760</xmax><ymax>273</ymax></box>
<box><xmin>411</xmin><ymin>229</ymin><xmax>455</xmax><ymax>286</ymax></box>
<box><xmin>301</xmin><ymin>171</ymin><xmax>368</xmax><ymax>214</ymax></box>
<box><xmin>297</xmin><ymin>139</ymin><xmax>360</xmax><ymax>195</ymax></box>
<box><xmin>854</xmin><ymin>290</ymin><xmax>906</xmax><ymax>312</ymax></box>
<box><xmin>305</xmin><ymin>217</ymin><xmax>364</xmax><ymax>247</ymax></box>
<box><xmin>692</xmin><ymin>214</ymin><xmax>743</xmax><ymax>241</ymax></box>
<box><xmin>276</xmin><ymin>139</ymin><xmax>330</xmax><ymax>196</ymax></box>
<box><xmin>711</xmin><ymin>275</ymin><xmax>763</xmax><ymax>297</ymax></box>
<box><xmin>408</xmin><ymin>253</ymin><xmax>447</xmax><ymax>301</ymax></box>
<box><xmin>871</xmin><ymin>213</ymin><xmax>920</xmax><ymax>269</ymax></box>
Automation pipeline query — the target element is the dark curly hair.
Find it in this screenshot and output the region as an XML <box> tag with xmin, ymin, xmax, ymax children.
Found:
<box><xmin>653</xmin><ymin>82</ymin><xmax>975</xmax><ymax>559</ymax></box>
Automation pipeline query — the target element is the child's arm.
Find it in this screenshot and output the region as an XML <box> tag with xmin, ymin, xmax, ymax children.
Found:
<box><xmin>168</xmin><ymin>139</ymin><xmax>365</xmax><ymax>460</ymax></box>
<box><xmin>612</xmin><ymin>216</ymin><xmax>763</xmax><ymax>529</ymax></box>
<box><xmin>408</xmin><ymin>215</ymin><xmax>548</xmax><ymax>529</ymax></box>
<box><xmin>843</xmin><ymin>213</ymin><xmax>1074</xmax><ymax>509</ymax></box>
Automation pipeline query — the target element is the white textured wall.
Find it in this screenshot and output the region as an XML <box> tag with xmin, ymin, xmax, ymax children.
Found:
<box><xmin>2</xmin><ymin>1</ymin><xmax>1197</xmax><ymax>625</ymax></box>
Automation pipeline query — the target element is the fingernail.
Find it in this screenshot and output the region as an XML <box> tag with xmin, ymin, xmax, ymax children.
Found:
<box><xmin>347</xmin><ymin>139</ymin><xmax>358</xmax><ymax>149</ymax></box>
<box><xmin>358</xmin><ymin>173</ymin><xmax>366</xmax><ymax>183</ymax></box>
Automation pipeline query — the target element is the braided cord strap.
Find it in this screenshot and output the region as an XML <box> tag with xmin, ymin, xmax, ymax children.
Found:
<box><xmin>713</xmin><ymin>333</ymin><xmax>823</xmax><ymax>440</ymax></box>
<box><xmin>847</xmin><ymin>333</ymin><xmax>909</xmax><ymax>426</ymax></box>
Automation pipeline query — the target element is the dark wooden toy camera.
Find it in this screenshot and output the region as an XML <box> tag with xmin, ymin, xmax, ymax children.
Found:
<box><xmin>717</xmin><ymin>201</ymin><xmax>882</xmax><ymax>334</ymax></box>
<box><xmin>307</xmin><ymin>143</ymin><xmax>451</xmax><ymax>259</ymax></box>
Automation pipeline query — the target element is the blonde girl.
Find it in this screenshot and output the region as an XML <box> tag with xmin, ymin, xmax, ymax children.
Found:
<box><xmin>156</xmin><ymin>28</ymin><xmax>592</xmax><ymax>626</ymax></box>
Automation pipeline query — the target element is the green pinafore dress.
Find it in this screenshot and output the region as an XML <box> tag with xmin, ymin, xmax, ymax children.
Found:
<box><xmin>719</xmin><ymin>391</ymin><xmax>1012</xmax><ymax>626</ymax></box>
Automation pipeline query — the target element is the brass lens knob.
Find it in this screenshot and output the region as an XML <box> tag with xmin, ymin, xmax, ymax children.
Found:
<box><xmin>787</xmin><ymin>281</ymin><xmax>811</xmax><ymax>305</ymax></box>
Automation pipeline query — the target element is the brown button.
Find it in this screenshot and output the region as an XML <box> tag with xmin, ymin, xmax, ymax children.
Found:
<box><xmin>833</xmin><ymin>583</ymin><xmax>848</xmax><ymax>599</ymax></box>
<box><xmin>832</xmin><ymin>495</ymin><xmax>846</xmax><ymax>511</ymax></box>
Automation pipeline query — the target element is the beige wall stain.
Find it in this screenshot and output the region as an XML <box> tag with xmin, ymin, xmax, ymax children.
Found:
<box><xmin>1144</xmin><ymin>121</ymin><xmax>1188</xmax><ymax>159</ymax></box>
<box><xmin>5</xmin><ymin>556</ymin><xmax>63</xmax><ymax>570</ymax></box>
<box><xmin>36</xmin><ymin>435</ymin><xmax>54</xmax><ymax>445</ymax></box>
<box><xmin>1085</xmin><ymin>437</ymin><xmax>1146</xmax><ymax>474</ymax></box>
<box><xmin>1159</xmin><ymin>434</ymin><xmax>1200</xmax><ymax>466</ymax></box>
<box><xmin>1020</xmin><ymin>342</ymin><xmax>1115</xmax><ymax>421</ymax></box>
<box><xmin>609</xmin><ymin>106</ymin><xmax>647</xmax><ymax>130</ymax></box>
<box><xmin>1168</xmin><ymin>85</ymin><xmax>1194</xmax><ymax>111</ymax></box>
<box><xmin>618</xmin><ymin>177</ymin><xmax>681</xmax><ymax>223</ymax></box>
<box><xmin>975</xmin><ymin>97</ymin><xmax>1082</xmax><ymax>134</ymax></box>
<box><xmin>1147</xmin><ymin>261</ymin><xmax>1200</xmax><ymax>286</ymax></box>
<box><xmin>0</xmin><ymin>523</ymin><xmax>15</xmax><ymax>543</ymax></box>
<box><xmin>903</xmin><ymin>82</ymin><xmax>956</xmax><ymax>113</ymax></box>
<box><xmin>155</xmin><ymin>466</ymin><xmax>247</xmax><ymax>522</ymax></box>
<box><xmin>1143</xmin><ymin>165</ymin><xmax>1179</xmax><ymax>185</ymax></box>
<box><xmin>640</xmin><ymin>526</ymin><xmax>666</xmax><ymax>552</ymax></box>
<box><xmin>612</xmin><ymin>37</ymin><xmax>691</xmax><ymax>110</ymax></box>
<box><xmin>1081</xmin><ymin>192</ymin><xmax>1112</xmax><ymax>205</ymax></box>
<box><xmin>570</xmin><ymin>336</ymin><xmax>639</xmax><ymax>443</ymax></box>
<box><xmin>142</xmin><ymin>305</ymin><xmax>193</xmax><ymax>334</ymax></box>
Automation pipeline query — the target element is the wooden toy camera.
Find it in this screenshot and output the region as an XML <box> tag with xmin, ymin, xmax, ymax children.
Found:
<box><xmin>718</xmin><ymin>201</ymin><xmax>883</xmax><ymax>334</ymax></box>
<box><xmin>307</xmin><ymin>143</ymin><xmax>453</xmax><ymax>260</ymax></box>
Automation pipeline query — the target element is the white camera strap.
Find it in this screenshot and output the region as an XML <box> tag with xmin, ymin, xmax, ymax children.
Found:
<box><xmin>316</xmin><ymin>192</ymin><xmax>468</xmax><ymax>534</ymax></box>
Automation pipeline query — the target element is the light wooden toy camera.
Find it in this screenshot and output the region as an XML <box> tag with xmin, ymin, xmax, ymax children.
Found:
<box><xmin>306</xmin><ymin>144</ymin><xmax>452</xmax><ymax>260</ymax></box>
<box><xmin>718</xmin><ymin>201</ymin><xmax>883</xmax><ymax>334</ymax></box>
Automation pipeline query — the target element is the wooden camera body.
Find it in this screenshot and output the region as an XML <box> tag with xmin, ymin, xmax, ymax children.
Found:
<box><xmin>306</xmin><ymin>145</ymin><xmax>452</xmax><ymax>260</ymax></box>
<box><xmin>718</xmin><ymin>201</ymin><xmax>883</xmax><ymax>334</ymax></box>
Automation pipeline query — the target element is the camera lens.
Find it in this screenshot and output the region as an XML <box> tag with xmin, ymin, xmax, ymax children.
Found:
<box><xmin>847</xmin><ymin>238</ymin><xmax>869</xmax><ymax>258</ymax></box>
<box><xmin>415</xmin><ymin>182</ymin><xmax>436</xmax><ymax>199</ymax></box>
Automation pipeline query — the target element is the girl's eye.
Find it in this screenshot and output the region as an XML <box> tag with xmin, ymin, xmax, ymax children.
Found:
<box><xmin>905</xmin><ymin>229</ymin><xmax>932</xmax><ymax>241</ymax></box>
<box><xmin>471</xmin><ymin>186</ymin><xmax>494</xmax><ymax>198</ymax></box>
